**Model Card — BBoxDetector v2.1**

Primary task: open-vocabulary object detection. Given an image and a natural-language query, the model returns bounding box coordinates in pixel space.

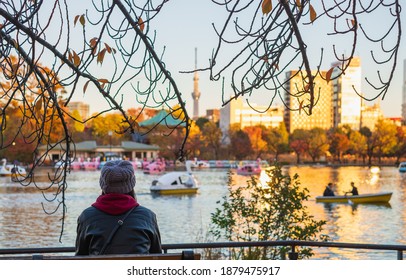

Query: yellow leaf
[138,17,145,32]
[326,67,334,83]
[83,80,90,94]
[309,4,317,22]
[351,19,356,27]
[262,0,272,15]
[79,15,85,26]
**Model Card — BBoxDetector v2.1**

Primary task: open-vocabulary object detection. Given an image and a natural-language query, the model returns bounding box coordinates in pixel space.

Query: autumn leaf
[35,96,43,113]
[79,15,85,26]
[98,78,109,84]
[90,37,98,48]
[98,79,109,89]
[326,67,334,83]
[68,50,73,63]
[74,15,80,27]
[104,43,112,54]
[11,63,19,76]
[273,63,279,70]
[262,0,272,15]
[83,80,90,94]
[138,17,145,32]
[72,50,81,67]
[309,4,317,22]
[74,14,85,27]
[296,0,302,10]
[97,49,106,65]
[90,38,99,55]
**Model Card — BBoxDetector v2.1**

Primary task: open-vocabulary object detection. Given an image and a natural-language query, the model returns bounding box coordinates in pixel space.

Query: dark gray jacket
[75,205,162,255]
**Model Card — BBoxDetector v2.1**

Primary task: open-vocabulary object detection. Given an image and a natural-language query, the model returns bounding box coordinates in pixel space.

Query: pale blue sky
[71,0,405,118]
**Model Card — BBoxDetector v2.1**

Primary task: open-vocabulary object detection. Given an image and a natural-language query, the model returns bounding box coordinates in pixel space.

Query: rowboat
[315,192,392,204]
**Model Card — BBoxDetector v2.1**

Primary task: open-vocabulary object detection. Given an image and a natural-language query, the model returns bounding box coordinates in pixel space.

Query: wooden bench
[0,250,200,260]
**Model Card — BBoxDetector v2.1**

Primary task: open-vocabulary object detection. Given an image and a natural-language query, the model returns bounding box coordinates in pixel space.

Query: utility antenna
[195,47,197,69]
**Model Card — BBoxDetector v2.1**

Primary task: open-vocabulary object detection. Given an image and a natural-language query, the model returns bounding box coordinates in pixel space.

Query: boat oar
[345,193,354,205]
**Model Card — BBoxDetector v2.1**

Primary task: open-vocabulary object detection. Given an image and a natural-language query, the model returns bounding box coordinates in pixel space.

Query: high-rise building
[402,59,406,124]
[284,70,334,133]
[219,98,284,142]
[361,103,383,131]
[191,48,201,120]
[332,57,362,130]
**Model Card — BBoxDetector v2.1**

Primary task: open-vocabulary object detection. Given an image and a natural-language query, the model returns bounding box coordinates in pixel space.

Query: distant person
[323,183,335,196]
[75,160,162,255]
[346,182,359,196]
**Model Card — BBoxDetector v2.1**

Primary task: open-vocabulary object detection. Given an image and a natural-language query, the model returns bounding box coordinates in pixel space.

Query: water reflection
[0,166,405,259]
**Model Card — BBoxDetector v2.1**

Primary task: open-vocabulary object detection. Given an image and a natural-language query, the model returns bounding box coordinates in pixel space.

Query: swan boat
[0,159,27,176]
[315,192,392,204]
[150,161,198,195]
[143,160,165,175]
[399,162,406,173]
[236,163,261,176]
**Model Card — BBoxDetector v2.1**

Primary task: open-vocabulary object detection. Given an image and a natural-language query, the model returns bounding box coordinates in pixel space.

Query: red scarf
[92,193,139,215]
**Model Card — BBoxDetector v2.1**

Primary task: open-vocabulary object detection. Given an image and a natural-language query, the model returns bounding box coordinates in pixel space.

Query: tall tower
[402,59,406,124]
[191,48,201,119]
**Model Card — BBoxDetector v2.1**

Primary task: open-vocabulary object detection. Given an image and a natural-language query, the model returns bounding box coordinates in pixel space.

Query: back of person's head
[99,160,136,194]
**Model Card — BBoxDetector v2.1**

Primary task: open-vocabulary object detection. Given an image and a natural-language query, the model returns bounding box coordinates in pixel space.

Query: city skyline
[69,0,405,119]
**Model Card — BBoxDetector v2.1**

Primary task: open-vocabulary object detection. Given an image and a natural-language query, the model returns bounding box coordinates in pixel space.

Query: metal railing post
[288,245,298,260]
[397,250,403,260]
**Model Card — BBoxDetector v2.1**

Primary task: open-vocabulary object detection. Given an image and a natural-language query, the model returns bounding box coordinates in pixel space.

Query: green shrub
[210,163,328,259]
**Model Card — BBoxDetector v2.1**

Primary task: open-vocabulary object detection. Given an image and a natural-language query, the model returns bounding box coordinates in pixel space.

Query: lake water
[0,165,405,259]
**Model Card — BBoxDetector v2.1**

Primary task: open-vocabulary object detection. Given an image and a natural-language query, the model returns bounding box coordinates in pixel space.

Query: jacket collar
[92,193,139,215]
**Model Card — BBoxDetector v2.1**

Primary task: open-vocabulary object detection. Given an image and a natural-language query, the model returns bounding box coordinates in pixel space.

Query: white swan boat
[150,161,198,195]
[0,159,27,176]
